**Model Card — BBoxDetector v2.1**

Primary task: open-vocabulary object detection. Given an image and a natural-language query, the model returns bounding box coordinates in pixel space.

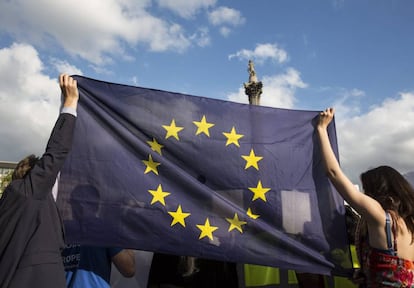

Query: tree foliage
[0,170,13,197]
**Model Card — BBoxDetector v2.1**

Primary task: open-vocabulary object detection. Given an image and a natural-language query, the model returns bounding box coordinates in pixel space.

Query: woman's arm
[317,108,384,224]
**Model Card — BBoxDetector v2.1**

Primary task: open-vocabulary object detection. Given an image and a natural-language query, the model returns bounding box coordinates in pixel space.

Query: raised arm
[316,108,384,224]
[29,74,79,198]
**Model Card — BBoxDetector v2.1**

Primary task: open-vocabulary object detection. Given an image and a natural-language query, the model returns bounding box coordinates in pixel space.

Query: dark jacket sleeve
[28,112,77,199]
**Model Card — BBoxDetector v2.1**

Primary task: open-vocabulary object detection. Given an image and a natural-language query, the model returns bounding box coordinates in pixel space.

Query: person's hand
[317,108,335,130]
[59,74,79,109]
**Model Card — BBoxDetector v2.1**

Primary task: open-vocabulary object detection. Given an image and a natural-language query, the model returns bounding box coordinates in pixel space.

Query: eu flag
[57,75,352,276]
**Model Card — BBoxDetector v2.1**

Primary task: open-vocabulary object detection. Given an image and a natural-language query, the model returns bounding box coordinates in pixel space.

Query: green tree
[0,170,12,197]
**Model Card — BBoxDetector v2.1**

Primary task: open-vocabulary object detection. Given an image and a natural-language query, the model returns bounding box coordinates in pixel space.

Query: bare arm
[112,249,136,278]
[317,108,384,225]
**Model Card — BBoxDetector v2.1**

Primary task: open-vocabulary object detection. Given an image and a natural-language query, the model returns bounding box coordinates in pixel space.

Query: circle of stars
[142,115,270,241]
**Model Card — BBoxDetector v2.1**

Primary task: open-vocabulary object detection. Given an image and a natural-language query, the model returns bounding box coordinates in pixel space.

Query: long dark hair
[360,165,414,235]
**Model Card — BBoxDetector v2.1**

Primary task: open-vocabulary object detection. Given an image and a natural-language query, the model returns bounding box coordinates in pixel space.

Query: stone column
[244,60,263,106]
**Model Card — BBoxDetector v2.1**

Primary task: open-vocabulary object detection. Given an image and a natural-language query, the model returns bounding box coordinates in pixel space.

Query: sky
[0,0,413,184]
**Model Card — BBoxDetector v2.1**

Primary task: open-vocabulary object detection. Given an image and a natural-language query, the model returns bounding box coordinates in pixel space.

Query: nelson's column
[244,60,263,105]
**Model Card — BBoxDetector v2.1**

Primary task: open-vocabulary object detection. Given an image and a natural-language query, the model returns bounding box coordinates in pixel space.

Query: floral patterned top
[356,212,414,287]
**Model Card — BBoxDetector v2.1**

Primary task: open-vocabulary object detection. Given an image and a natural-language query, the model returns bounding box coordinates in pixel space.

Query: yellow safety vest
[324,244,360,288]
[350,244,360,269]
[245,245,360,288]
[244,264,298,287]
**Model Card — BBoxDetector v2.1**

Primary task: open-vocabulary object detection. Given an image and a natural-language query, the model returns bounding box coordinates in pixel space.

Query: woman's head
[361,166,414,215]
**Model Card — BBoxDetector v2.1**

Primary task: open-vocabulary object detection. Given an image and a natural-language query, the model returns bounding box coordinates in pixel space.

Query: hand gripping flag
[57,75,353,276]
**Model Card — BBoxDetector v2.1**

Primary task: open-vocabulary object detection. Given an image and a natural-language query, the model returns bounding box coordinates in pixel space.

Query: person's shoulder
[1,180,27,200]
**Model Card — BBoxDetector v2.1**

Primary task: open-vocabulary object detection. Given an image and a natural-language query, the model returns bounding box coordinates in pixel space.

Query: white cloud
[189,27,211,47]
[229,43,289,64]
[219,27,231,37]
[0,0,192,65]
[208,6,245,37]
[0,43,62,161]
[226,87,250,105]
[261,69,307,108]
[227,68,307,108]
[208,6,245,26]
[50,59,83,76]
[156,0,216,19]
[329,88,365,118]
[334,92,414,184]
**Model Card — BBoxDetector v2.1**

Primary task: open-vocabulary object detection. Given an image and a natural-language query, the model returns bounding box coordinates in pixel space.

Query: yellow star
[193,115,215,137]
[223,126,244,147]
[241,149,263,170]
[162,119,184,140]
[148,184,170,206]
[147,138,163,155]
[168,205,191,227]
[248,180,270,201]
[142,154,160,175]
[246,208,260,219]
[196,218,218,240]
[226,213,247,233]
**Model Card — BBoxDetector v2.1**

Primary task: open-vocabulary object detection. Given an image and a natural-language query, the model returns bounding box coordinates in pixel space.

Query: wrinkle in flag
[57,75,352,276]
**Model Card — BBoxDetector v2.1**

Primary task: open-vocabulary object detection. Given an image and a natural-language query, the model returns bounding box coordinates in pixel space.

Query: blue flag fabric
[57,75,352,276]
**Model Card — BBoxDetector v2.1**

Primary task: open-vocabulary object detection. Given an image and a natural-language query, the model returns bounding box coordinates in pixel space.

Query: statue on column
[247,60,258,83]
[244,60,263,105]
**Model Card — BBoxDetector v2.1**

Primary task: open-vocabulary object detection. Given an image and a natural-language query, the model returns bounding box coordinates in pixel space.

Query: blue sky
[0,0,413,183]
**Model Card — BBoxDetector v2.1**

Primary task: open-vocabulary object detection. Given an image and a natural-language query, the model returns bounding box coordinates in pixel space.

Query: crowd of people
[1,75,414,287]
